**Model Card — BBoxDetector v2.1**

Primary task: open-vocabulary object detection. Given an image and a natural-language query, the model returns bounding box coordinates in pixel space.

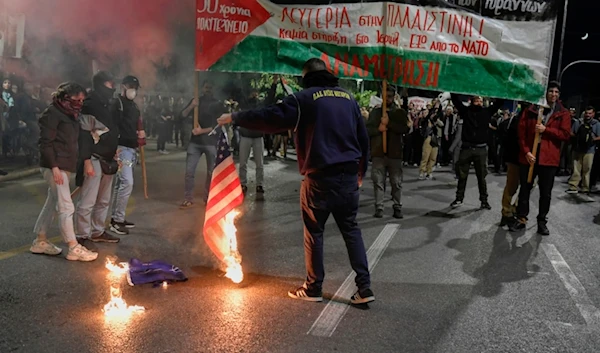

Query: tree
[250,73,302,96]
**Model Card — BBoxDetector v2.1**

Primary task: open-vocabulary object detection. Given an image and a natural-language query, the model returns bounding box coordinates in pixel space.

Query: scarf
[53,96,82,118]
[301,70,339,88]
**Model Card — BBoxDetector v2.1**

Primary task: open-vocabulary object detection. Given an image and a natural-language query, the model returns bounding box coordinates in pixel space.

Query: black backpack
[574,122,596,153]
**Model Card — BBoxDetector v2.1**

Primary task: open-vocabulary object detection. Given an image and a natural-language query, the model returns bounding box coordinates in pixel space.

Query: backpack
[574,122,596,153]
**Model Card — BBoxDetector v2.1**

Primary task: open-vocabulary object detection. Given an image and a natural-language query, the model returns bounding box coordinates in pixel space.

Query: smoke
[3,0,195,90]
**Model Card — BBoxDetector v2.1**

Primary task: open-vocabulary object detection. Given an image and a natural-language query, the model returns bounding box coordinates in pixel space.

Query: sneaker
[350,288,375,305]
[30,239,62,256]
[566,188,578,194]
[537,223,550,236]
[180,200,194,209]
[373,209,384,218]
[91,232,120,243]
[418,174,425,180]
[393,209,403,219]
[500,216,514,227]
[287,284,323,302]
[110,222,129,235]
[122,220,135,229]
[581,194,595,203]
[77,237,98,252]
[480,201,492,210]
[66,244,98,262]
[159,150,170,155]
[256,186,264,194]
[450,200,463,208]
[509,218,527,232]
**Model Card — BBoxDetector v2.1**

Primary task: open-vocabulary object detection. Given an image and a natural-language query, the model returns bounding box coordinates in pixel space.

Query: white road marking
[542,243,600,326]
[307,223,400,337]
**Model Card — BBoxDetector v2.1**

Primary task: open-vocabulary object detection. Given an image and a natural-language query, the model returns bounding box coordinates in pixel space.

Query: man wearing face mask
[75,71,121,247]
[450,94,502,210]
[110,75,145,235]
[216,58,373,305]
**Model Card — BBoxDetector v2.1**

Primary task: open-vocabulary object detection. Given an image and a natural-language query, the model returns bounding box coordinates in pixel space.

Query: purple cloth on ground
[127,258,187,286]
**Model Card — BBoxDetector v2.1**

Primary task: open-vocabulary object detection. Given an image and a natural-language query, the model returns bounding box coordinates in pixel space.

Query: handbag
[94,154,119,175]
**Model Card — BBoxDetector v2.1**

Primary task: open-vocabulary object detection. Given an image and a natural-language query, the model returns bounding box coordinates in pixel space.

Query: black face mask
[96,85,116,102]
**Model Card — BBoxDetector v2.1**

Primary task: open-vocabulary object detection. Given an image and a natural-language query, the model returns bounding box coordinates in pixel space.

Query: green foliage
[354,90,377,108]
[250,73,302,96]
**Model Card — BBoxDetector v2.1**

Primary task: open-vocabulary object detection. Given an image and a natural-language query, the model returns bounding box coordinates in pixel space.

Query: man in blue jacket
[216,59,374,305]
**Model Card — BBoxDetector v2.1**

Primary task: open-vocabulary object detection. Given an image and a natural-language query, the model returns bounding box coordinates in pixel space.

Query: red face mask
[54,96,84,117]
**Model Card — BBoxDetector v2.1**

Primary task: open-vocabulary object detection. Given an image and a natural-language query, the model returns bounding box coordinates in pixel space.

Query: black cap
[92,71,114,90]
[122,75,140,88]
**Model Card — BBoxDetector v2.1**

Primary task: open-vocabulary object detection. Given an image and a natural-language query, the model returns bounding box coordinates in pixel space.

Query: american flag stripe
[203,129,244,262]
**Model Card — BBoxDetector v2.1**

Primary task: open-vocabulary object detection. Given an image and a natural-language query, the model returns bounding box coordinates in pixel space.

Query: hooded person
[109,75,146,235]
[31,82,98,262]
[75,71,121,248]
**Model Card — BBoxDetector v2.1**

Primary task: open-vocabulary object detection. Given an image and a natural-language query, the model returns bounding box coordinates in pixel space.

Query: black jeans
[516,164,557,224]
[157,122,168,151]
[456,146,488,202]
[301,164,370,291]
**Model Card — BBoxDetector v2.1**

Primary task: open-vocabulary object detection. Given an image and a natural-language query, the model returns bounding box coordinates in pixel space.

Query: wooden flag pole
[527,106,545,183]
[193,71,200,129]
[140,146,148,199]
[382,80,388,154]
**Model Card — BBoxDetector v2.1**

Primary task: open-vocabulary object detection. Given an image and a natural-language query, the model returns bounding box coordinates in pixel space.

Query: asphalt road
[1,147,600,353]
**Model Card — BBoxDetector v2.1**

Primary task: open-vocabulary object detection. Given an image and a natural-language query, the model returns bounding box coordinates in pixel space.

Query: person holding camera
[418,100,444,180]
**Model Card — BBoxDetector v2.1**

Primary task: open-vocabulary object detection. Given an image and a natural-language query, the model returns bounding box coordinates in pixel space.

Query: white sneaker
[66,244,98,262]
[30,239,62,256]
[418,174,425,180]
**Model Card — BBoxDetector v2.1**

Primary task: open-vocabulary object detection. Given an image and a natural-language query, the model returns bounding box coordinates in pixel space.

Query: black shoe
[450,200,463,208]
[123,220,135,229]
[537,223,550,236]
[350,288,375,305]
[0,169,7,176]
[373,209,384,218]
[393,209,403,219]
[480,201,492,210]
[256,186,264,194]
[77,238,98,252]
[110,222,129,235]
[287,284,323,302]
[509,219,526,232]
[91,231,120,243]
[499,216,514,227]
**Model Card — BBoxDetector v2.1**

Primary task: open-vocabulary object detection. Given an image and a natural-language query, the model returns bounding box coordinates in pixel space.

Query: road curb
[0,167,39,182]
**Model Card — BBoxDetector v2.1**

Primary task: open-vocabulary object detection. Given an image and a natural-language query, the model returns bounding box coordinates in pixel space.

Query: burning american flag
[203,128,245,283]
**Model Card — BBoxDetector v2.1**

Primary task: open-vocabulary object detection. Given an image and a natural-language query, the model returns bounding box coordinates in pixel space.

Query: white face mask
[126,88,137,100]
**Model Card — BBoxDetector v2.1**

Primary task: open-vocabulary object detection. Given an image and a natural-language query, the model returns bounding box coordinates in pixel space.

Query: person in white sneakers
[31,82,98,261]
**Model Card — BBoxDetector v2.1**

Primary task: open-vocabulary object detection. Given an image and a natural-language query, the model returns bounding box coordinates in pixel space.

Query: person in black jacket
[216,58,374,305]
[450,94,502,210]
[498,109,521,226]
[75,71,121,246]
[110,75,146,235]
[31,82,98,262]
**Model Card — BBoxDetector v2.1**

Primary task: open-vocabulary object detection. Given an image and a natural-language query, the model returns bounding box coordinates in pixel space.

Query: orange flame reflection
[223,210,243,283]
[103,259,145,319]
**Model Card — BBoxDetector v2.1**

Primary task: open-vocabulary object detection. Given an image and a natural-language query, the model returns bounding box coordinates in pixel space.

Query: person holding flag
[216,58,374,305]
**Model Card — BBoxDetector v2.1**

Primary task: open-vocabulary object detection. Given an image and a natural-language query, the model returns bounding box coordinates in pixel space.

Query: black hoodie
[79,88,119,162]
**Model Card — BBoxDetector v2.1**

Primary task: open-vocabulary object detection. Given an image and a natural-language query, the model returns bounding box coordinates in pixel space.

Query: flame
[223,211,244,284]
[103,259,145,319]
[162,281,168,289]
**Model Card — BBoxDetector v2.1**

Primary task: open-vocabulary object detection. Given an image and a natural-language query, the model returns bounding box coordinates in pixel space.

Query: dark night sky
[551,0,600,107]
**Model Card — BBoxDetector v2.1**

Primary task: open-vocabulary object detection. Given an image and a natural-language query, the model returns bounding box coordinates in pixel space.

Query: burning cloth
[126,258,187,286]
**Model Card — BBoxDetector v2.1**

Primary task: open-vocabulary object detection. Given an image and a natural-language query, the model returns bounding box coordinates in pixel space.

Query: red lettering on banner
[280,6,351,29]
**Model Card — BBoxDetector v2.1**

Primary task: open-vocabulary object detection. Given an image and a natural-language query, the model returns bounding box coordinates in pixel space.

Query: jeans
[112,146,136,223]
[516,164,557,224]
[33,168,76,243]
[239,136,264,187]
[157,122,168,151]
[184,142,217,202]
[501,163,520,217]
[76,158,114,238]
[371,157,403,211]
[569,152,595,192]
[456,146,488,202]
[301,165,370,291]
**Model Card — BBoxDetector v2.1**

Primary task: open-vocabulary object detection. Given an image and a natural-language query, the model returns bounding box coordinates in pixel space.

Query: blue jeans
[184,143,217,202]
[300,164,371,291]
[112,146,136,223]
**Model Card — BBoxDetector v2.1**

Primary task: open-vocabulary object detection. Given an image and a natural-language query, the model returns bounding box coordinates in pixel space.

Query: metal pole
[556,0,569,80]
[559,60,600,84]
